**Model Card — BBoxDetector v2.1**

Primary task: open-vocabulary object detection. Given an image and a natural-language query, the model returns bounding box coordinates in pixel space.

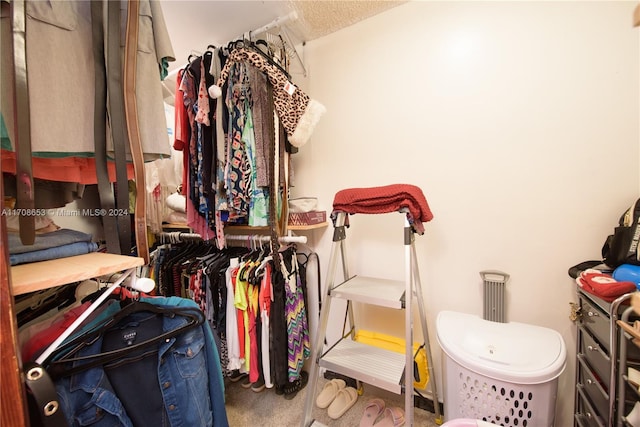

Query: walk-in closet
[2,1,640,427]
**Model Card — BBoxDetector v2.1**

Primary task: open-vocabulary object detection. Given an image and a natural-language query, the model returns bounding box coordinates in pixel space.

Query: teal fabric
[1,113,12,151]
[160,57,169,80]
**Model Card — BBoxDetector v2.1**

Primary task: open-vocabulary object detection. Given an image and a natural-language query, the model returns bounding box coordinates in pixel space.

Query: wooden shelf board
[289,222,329,231]
[161,223,192,230]
[11,252,144,296]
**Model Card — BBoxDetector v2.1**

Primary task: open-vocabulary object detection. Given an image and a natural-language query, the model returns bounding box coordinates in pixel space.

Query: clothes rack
[225,234,307,244]
[156,231,307,245]
[156,231,204,244]
[251,11,298,37]
[166,11,302,80]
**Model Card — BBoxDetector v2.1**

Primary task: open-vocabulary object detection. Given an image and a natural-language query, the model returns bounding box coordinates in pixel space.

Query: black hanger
[254,39,271,55]
[227,39,290,80]
[227,39,242,52]
[45,301,204,378]
[46,298,200,359]
[18,284,78,326]
[247,41,290,79]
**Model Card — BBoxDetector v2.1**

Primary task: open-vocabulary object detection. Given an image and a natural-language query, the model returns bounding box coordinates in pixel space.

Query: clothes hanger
[56,298,202,358]
[47,307,204,380]
[46,306,204,379]
[17,284,78,325]
[246,242,268,280]
[245,41,291,79]
[34,270,146,365]
[227,38,291,80]
[243,242,266,285]
[251,255,273,283]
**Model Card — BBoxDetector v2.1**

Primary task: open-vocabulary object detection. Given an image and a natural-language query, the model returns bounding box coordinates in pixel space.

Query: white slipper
[315,379,346,409]
[327,386,358,419]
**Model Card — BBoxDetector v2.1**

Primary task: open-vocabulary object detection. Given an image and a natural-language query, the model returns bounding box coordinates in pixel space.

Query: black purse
[602,198,640,268]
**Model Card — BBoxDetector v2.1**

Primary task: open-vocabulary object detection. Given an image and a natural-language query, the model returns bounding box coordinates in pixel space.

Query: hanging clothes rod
[156,231,307,244]
[166,11,300,80]
[157,232,202,240]
[250,11,298,37]
[226,233,307,244]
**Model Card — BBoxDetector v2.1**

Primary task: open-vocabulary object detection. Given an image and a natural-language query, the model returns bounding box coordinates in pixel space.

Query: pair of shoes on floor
[315,378,359,419]
[228,370,247,383]
[251,377,266,393]
[239,374,266,392]
[240,375,253,389]
[360,398,405,427]
[280,371,309,400]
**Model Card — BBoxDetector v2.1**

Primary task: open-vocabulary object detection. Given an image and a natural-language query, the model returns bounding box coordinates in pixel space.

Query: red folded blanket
[332,184,433,234]
[576,269,637,302]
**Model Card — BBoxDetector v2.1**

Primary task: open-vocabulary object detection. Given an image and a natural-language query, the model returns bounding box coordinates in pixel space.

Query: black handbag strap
[23,362,68,427]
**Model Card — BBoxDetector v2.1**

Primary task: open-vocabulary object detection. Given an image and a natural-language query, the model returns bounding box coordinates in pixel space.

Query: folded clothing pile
[332,184,433,235]
[576,269,637,302]
[8,228,97,266]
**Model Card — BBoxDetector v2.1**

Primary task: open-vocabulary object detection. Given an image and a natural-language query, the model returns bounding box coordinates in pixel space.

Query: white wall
[292,1,639,425]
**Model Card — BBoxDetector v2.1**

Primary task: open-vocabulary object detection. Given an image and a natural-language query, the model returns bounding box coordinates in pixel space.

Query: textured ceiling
[288,1,407,41]
[161,1,406,75]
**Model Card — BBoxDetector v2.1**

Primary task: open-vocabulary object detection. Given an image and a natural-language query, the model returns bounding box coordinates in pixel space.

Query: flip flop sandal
[359,398,385,427]
[327,386,358,419]
[374,406,405,427]
[316,378,346,408]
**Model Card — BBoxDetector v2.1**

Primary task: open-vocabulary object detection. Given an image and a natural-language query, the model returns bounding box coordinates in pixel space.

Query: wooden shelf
[289,222,329,231]
[10,252,144,296]
[161,222,192,230]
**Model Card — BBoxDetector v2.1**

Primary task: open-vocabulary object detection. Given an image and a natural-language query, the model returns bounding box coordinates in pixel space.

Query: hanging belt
[106,0,132,255]
[91,0,121,254]
[10,0,35,245]
[123,0,149,263]
[266,83,281,267]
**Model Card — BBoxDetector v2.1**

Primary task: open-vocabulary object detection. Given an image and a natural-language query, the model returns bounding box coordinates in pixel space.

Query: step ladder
[301,208,442,426]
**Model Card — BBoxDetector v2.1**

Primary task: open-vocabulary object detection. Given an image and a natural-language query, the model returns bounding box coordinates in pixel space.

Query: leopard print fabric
[216,48,310,141]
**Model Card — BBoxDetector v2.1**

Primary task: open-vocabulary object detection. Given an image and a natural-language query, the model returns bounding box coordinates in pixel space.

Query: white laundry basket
[436,311,567,427]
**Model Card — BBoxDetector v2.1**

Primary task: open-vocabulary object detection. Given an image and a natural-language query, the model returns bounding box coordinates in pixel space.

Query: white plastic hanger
[35,270,154,365]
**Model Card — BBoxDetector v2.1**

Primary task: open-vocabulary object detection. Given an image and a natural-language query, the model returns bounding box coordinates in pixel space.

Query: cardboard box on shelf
[288,211,326,226]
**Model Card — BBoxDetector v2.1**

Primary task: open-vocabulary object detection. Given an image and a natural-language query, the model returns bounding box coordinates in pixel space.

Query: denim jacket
[54,296,228,427]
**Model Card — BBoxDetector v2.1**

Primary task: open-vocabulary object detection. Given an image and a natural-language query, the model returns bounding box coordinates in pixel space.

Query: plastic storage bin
[436,311,566,427]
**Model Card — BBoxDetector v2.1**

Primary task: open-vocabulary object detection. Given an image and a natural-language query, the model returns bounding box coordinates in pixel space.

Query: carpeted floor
[224,374,441,427]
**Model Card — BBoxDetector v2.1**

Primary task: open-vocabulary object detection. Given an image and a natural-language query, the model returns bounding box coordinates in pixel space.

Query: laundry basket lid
[436,311,566,384]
